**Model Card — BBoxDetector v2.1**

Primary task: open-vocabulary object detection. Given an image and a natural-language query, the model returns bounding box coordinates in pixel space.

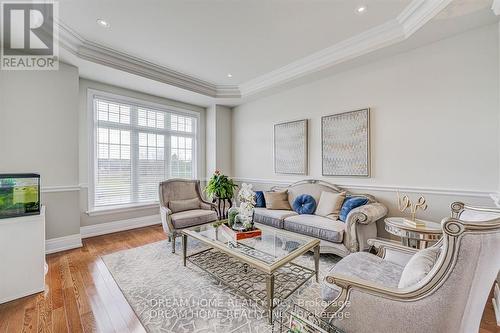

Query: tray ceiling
[56,0,496,104]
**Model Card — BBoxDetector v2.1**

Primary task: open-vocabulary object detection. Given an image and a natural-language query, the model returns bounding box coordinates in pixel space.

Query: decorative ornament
[397,190,428,221]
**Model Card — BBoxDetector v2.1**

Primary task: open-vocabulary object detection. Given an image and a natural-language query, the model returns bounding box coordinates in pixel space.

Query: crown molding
[58,22,241,99]
[57,0,450,101]
[240,0,452,97]
[492,0,500,16]
[239,19,404,96]
[397,0,452,36]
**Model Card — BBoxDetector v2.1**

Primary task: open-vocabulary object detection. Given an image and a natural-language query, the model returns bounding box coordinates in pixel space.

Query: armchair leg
[171,234,176,253]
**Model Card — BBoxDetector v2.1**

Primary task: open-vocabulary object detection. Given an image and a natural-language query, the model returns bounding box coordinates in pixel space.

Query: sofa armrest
[344,203,388,252]
[346,202,388,225]
[367,238,417,266]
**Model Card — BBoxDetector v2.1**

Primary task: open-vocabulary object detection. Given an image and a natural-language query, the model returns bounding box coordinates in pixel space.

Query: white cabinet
[0,206,46,304]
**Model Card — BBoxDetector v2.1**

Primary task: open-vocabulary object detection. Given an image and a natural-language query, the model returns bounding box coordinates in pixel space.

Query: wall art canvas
[274,119,308,175]
[322,108,370,177]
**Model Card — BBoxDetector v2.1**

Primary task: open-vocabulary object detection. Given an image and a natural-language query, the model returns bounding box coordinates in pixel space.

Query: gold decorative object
[397,190,428,221]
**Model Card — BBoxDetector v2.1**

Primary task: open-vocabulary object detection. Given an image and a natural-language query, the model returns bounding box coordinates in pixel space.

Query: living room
[0,0,499,332]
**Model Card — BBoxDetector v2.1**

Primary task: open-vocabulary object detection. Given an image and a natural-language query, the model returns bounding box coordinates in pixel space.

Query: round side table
[384,217,442,249]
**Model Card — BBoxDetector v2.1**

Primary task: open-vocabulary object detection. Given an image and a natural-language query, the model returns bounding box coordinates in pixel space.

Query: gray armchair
[159,179,217,253]
[321,202,500,333]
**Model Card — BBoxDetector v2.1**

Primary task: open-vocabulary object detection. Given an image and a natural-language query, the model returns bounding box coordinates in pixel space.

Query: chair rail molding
[57,0,450,100]
[490,192,500,208]
[233,177,493,198]
[41,185,82,193]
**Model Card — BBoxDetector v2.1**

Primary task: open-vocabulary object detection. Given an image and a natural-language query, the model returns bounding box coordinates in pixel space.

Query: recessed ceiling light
[227,73,233,78]
[96,19,110,28]
[356,5,367,14]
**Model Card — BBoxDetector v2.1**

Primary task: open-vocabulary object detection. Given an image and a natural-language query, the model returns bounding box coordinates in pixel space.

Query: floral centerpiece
[231,183,256,231]
[237,183,256,218]
[221,183,261,240]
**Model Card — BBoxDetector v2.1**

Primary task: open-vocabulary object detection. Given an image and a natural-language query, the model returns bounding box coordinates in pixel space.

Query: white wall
[206,104,232,176]
[0,63,80,239]
[206,105,217,175]
[232,24,499,230]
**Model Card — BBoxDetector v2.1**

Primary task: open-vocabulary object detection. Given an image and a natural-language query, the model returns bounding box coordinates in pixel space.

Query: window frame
[87,89,200,213]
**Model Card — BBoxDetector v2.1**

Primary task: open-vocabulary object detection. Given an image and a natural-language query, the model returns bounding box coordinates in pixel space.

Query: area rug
[102,239,340,333]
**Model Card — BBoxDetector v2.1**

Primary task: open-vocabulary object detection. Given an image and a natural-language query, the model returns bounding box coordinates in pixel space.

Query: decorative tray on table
[215,219,262,241]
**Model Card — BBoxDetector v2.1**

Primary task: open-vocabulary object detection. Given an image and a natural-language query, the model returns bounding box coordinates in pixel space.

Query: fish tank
[0,174,40,219]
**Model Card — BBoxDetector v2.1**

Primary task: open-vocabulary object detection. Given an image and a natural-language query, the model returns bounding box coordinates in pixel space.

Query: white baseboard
[45,233,82,254]
[80,214,161,239]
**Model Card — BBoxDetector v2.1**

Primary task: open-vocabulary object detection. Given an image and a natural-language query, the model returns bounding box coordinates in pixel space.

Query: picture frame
[321,108,370,177]
[274,119,308,175]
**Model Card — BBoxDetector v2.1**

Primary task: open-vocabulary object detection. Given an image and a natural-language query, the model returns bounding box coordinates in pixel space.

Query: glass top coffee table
[181,222,320,324]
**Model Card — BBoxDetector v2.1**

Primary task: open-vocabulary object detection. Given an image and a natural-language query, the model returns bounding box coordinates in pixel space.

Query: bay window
[89,91,198,211]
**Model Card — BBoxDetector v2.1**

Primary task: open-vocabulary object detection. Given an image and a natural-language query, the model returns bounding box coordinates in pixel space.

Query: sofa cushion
[287,183,340,208]
[253,207,297,229]
[315,191,346,220]
[255,191,266,208]
[339,196,369,222]
[292,194,317,215]
[169,197,200,213]
[170,209,217,229]
[264,191,292,210]
[322,252,404,301]
[398,247,441,288]
[283,214,346,243]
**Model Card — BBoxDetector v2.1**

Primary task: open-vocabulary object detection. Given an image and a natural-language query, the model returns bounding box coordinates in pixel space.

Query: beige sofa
[253,180,388,257]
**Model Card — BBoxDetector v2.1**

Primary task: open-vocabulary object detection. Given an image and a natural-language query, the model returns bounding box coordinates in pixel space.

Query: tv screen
[0,174,40,219]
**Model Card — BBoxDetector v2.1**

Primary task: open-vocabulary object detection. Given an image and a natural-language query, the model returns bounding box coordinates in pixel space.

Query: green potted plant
[204,170,237,219]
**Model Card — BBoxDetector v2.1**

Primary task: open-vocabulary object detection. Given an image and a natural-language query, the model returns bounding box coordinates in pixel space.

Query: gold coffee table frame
[181,223,320,324]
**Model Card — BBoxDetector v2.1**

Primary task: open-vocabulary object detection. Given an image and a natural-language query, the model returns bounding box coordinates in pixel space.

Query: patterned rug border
[101,239,340,333]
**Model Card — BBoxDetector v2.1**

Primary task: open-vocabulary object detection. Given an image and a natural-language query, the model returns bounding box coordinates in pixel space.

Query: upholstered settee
[320,202,500,333]
[252,180,388,257]
[159,179,217,253]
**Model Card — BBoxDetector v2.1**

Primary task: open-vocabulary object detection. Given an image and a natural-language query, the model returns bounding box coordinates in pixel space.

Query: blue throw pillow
[292,194,317,215]
[339,197,369,222]
[255,191,266,208]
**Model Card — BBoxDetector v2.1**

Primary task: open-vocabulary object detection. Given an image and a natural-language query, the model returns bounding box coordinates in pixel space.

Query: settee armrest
[367,238,417,266]
[346,202,388,225]
[323,272,409,317]
[344,202,388,252]
[200,199,217,212]
[160,206,172,233]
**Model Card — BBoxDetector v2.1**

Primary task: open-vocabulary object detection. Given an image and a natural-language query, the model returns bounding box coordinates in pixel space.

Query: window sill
[86,202,159,216]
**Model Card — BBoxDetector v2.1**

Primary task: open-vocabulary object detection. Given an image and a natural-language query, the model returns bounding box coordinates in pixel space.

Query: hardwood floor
[0,224,498,333]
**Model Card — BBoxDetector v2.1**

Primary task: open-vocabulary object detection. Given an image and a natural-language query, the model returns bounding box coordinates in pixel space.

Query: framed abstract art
[274,119,308,175]
[322,108,370,177]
